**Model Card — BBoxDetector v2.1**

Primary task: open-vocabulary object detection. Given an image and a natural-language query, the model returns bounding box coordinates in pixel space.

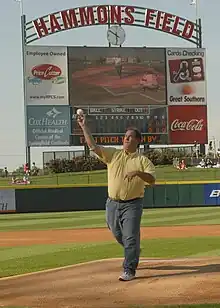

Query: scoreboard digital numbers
[71,106,168,145]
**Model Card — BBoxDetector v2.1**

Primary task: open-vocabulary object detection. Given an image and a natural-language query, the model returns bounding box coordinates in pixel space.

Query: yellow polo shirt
[96,147,156,201]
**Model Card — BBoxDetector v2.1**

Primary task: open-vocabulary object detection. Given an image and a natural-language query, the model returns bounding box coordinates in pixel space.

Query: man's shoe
[118,272,136,281]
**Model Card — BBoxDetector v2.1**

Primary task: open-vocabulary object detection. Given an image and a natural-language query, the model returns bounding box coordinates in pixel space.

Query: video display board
[68,46,168,145]
[68,47,166,106]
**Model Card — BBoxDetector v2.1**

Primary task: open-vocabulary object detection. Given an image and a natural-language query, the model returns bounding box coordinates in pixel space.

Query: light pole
[15,0,31,167]
[190,0,200,48]
[15,0,24,15]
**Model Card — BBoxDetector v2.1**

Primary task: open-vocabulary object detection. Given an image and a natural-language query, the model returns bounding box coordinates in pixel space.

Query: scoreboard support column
[84,145,90,158]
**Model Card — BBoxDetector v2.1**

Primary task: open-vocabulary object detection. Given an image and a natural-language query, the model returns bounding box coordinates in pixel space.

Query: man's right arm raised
[77,113,116,164]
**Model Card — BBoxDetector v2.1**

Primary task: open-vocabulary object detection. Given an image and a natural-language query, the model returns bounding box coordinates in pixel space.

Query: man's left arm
[137,157,156,185]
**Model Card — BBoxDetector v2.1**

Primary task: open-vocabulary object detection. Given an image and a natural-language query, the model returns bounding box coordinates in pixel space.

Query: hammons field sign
[29,5,197,43]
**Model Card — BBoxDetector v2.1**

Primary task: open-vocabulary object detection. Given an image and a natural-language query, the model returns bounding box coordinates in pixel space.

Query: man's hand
[77,114,86,129]
[124,171,139,181]
[125,171,155,185]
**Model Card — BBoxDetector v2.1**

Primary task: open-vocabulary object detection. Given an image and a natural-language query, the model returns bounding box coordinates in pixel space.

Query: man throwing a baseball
[77,114,156,281]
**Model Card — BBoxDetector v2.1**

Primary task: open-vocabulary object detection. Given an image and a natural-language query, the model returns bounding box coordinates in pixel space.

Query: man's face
[123,130,139,152]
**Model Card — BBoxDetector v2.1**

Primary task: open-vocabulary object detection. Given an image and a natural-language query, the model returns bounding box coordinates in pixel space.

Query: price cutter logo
[28,64,66,86]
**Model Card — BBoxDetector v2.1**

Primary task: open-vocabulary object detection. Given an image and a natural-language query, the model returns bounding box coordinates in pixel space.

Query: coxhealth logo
[28,64,66,86]
[46,107,62,118]
[209,190,220,198]
[28,108,68,127]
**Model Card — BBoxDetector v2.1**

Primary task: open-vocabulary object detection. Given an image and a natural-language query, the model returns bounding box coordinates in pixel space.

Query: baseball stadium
[1,3,220,308]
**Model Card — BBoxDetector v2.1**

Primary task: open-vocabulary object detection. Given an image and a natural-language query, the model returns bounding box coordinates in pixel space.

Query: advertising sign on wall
[168,105,208,144]
[25,46,69,105]
[166,48,206,105]
[0,189,16,213]
[204,184,220,206]
[27,105,71,147]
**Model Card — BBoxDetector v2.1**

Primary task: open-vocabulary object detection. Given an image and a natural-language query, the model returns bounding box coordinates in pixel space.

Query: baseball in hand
[76,109,84,116]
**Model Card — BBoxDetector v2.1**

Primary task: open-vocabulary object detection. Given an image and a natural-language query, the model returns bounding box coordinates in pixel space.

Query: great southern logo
[28,64,66,85]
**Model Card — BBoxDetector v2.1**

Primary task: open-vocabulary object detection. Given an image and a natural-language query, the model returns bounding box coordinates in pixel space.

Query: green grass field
[1,166,220,187]
[1,207,220,308]
[1,207,220,232]
[4,305,220,308]
[1,207,220,277]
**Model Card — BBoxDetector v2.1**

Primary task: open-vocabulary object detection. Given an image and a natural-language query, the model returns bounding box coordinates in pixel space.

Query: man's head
[123,127,142,153]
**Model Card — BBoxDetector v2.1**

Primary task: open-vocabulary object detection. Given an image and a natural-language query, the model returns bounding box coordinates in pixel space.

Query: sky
[0,0,218,171]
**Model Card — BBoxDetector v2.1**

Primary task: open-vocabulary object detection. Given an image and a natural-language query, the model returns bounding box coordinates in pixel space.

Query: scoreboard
[71,105,169,145]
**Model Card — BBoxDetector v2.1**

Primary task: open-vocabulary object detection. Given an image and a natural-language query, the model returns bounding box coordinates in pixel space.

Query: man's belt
[109,197,142,203]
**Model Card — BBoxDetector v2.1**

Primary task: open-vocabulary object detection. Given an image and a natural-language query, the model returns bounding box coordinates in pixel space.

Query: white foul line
[102,86,166,104]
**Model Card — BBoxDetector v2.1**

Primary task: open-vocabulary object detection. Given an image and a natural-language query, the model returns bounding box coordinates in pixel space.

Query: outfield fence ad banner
[204,184,220,206]
[0,189,16,213]
[25,46,69,105]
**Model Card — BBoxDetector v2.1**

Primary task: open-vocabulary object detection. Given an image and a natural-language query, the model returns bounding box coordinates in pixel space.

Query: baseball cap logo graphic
[171,119,204,131]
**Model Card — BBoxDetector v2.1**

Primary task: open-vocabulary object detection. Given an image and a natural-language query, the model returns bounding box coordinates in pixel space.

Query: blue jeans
[105,197,143,275]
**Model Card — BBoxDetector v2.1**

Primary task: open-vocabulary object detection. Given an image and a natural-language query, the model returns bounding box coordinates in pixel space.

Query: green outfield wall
[0,181,219,213]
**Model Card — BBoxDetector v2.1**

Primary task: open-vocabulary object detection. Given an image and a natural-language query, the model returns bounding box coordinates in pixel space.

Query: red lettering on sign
[79,7,95,26]
[96,6,108,24]
[182,21,194,39]
[162,13,172,33]
[61,9,78,29]
[49,14,61,33]
[110,5,122,23]
[33,18,49,38]
[29,5,197,44]
[155,11,162,29]
[172,16,181,36]
[145,9,156,26]
[124,6,135,24]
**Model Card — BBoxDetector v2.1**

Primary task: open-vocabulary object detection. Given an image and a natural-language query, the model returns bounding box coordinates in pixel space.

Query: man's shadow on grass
[135,263,220,280]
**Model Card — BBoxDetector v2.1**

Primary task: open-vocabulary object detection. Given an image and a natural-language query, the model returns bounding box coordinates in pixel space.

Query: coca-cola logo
[31,64,61,80]
[171,119,204,131]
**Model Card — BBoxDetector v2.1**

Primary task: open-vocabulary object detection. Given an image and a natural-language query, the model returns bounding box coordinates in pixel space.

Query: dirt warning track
[1,225,220,247]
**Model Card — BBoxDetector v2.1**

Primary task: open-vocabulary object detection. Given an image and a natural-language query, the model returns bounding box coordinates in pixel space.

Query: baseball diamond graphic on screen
[68,47,166,106]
